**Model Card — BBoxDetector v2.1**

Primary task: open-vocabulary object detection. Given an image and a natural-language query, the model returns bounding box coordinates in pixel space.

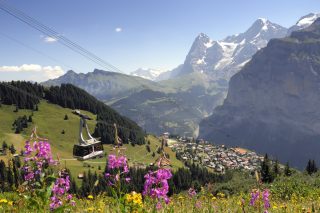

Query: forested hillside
[0,81,145,145]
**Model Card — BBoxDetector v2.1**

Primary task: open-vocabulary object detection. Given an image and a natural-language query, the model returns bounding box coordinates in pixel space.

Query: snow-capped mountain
[175,18,288,80]
[287,13,320,35]
[130,68,169,81]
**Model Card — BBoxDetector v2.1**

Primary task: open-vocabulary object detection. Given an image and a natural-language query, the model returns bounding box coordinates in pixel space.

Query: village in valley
[163,133,264,173]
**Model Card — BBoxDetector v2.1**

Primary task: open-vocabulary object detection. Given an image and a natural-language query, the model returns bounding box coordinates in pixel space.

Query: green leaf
[46,182,55,200]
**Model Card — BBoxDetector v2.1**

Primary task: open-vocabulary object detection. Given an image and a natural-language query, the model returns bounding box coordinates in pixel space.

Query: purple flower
[250,190,260,206]
[105,154,130,186]
[24,171,35,181]
[143,168,172,205]
[22,140,56,183]
[50,175,74,211]
[195,200,202,209]
[67,194,73,200]
[188,188,197,198]
[262,189,270,209]
[249,189,271,211]
[24,141,33,155]
[108,155,129,172]
[156,202,162,210]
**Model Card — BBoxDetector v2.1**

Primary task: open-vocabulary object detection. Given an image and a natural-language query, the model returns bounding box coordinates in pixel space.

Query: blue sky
[0,0,319,81]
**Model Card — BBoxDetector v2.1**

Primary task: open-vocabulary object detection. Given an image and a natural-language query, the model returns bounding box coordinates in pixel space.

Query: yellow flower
[88,195,94,199]
[212,196,217,201]
[217,192,225,198]
[8,201,13,206]
[178,196,184,200]
[0,199,8,203]
[125,191,143,207]
[237,200,242,206]
[87,207,94,212]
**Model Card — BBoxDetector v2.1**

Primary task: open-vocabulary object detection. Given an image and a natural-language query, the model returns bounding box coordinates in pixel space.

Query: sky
[0,0,319,81]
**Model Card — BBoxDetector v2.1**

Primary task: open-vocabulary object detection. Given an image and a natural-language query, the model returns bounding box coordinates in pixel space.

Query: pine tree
[28,115,32,122]
[146,145,151,153]
[260,154,273,183]
[64,114,69,120]
[9,144,16,154]
[2,141,8,150]
[312,160,318,174]
[305,159,317,175]
[13,105,19,113]
[273,159,280,176]
[284,162,292,176]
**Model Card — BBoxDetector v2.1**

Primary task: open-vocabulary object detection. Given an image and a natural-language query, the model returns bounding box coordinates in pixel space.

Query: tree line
[0,81,145,145]
[0,81,43,110]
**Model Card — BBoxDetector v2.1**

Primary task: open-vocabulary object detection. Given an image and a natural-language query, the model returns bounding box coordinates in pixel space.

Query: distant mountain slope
[112,72,227,136]
[199,18,320,169]
[130,68,170,81]
[43,69,167,101]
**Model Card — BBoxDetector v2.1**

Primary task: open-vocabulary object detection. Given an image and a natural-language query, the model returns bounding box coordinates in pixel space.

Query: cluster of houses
[168,137,264,173]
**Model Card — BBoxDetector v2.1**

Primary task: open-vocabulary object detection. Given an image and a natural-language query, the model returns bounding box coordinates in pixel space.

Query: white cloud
[115,27,122,32]
[0,64,64,82]
[44,36,57,43]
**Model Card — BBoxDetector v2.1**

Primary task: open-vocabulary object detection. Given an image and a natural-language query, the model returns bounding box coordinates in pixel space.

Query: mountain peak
[197,33,209,39]
[296,13,320,27]
[93,69,106,74]
[288,13,320,35]
[251,18,271,32]
[240,18,286,42]
[66,70,76,75]
[257,17,268,24]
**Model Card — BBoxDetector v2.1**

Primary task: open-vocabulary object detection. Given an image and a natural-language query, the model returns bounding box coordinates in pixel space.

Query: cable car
[73,110,104,160]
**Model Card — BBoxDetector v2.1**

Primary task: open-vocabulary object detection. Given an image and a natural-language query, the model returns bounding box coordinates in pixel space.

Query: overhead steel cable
[0,0,121,72]
[0,31,75,71]
[0,0,123,73]
[0,3,116,72]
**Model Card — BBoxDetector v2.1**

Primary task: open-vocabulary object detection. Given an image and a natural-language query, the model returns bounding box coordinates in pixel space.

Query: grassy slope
[0,102,183,180]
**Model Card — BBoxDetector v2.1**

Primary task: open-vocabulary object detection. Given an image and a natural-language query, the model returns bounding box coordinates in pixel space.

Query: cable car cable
[0,1,122,73]
[0,31,75,71]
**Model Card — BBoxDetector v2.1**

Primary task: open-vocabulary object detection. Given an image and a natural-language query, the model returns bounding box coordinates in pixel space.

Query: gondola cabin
[73,110,104,160]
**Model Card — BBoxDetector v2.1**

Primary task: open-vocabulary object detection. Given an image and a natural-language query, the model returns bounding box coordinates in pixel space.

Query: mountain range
[199,17,320,169]
[130,68,170,81]
[133,13,319,82]
[43,69,170,102]
[44,13,319,139]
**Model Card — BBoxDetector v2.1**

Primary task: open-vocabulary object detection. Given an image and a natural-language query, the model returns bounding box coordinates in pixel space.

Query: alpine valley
[44,13,319,143]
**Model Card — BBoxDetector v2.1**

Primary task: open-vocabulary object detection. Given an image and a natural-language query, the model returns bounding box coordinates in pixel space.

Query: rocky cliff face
[169,18,288,81]
[199,18,320,169]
